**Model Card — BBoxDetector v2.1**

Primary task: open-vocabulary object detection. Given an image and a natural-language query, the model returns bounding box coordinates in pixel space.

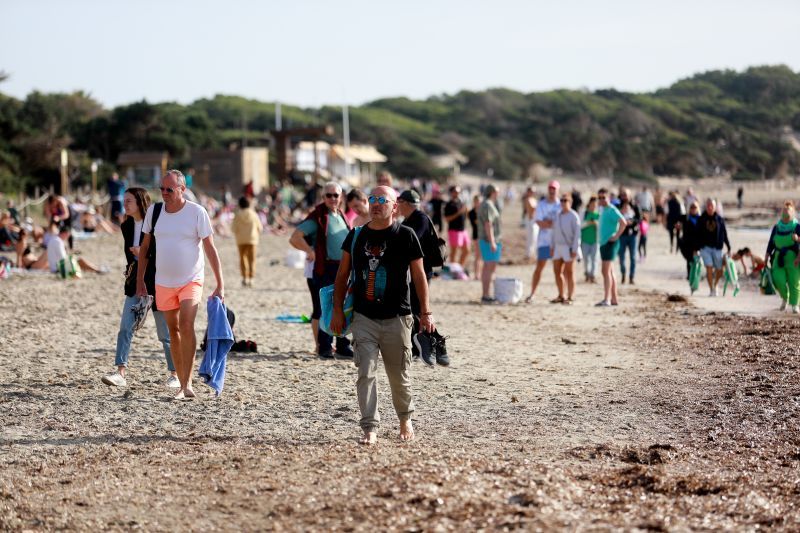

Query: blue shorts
[700,246,723,269]
[537,246,552,260]
[479,240,502,262]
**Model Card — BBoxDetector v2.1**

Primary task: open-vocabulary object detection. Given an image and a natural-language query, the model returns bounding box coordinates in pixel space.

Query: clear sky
[1,0,799,109]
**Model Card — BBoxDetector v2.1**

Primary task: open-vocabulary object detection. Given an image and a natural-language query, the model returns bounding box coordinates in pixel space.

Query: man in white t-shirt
[526,180,562,302]
[137,169,224,399]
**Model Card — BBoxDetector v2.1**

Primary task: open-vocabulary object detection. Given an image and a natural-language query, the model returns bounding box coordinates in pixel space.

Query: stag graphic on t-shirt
[363,240,387,302]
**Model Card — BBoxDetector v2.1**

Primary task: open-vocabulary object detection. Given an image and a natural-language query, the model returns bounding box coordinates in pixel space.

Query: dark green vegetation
[1,65,799,192]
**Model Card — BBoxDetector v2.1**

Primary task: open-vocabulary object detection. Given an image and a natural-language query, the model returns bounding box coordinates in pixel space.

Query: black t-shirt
[401,209,433,275]
[342,222,424,319]
[468,209,478,240]
[444,199,466,231]
[429,198,445,228]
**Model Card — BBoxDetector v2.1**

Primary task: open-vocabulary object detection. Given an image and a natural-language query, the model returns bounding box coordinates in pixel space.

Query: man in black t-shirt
[331,186,435,445]
[443,185,470,267]
[428,188,445,233]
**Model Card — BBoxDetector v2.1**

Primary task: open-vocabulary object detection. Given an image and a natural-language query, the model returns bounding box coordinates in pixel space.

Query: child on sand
[732,247,765,278]
[638,213,649,261]
[231,196,263,287]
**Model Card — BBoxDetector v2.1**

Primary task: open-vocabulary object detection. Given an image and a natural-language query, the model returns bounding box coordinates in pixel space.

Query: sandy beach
[1,193,799,530]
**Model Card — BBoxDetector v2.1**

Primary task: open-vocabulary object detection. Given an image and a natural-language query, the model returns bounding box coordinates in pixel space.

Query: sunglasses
[560,199,569,203]
[368,196,391,205]
[325,193,340,199]
[159,186,177,193]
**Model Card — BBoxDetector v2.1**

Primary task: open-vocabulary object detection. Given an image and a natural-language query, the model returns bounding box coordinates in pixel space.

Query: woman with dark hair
[345,188,370,227]
[102,187,176,388]
[617,189,640,284]
[44,194,73,249]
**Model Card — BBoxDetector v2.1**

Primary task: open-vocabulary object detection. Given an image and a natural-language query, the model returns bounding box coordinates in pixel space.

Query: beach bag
[495,277,523,304]
[319,226,363,337]
[57,255,82,279]
[760,269,776,295]
[421,214,447,268]
[689,256,702,294]
[723,256,740,296]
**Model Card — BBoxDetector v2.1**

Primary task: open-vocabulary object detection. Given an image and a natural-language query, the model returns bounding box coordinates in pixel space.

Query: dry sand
[1,197,799,530]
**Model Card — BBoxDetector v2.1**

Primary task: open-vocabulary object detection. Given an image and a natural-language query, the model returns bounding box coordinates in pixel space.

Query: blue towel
[198,296,235,396]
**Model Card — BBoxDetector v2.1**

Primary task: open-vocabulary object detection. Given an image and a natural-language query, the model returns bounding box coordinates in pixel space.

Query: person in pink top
[638,213,650,261]
[345,188,370,227]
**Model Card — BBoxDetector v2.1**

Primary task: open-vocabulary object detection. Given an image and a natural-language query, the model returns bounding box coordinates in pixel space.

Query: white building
[328,144,387,186]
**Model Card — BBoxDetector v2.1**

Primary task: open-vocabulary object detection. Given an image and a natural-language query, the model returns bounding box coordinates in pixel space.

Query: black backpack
[423,216,448,269]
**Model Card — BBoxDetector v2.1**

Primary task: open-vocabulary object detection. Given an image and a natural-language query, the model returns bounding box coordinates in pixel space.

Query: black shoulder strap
[150,202,163,235]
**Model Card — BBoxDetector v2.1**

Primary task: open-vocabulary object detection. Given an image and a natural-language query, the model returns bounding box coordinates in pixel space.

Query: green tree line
[1,65,799,192]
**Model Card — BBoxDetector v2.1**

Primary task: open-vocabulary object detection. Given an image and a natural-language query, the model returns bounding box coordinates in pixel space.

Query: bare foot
[399,420,415,441]
[174,390,186,400]
[184,387,196,399]
[524,294,534,304]
[360,432,377,445]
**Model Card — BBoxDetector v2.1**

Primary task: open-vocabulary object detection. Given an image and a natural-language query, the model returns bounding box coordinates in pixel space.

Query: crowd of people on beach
[5,168,800,443]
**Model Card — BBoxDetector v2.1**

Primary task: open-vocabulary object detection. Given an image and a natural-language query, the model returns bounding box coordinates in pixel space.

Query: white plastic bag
[495,277,523,304]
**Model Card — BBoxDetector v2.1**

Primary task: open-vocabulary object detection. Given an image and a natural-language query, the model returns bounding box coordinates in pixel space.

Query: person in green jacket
[580,196,599,283]
[766,200,800,313]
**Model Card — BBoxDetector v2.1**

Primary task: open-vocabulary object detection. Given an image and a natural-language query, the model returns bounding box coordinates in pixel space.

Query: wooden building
[191,147,269,194]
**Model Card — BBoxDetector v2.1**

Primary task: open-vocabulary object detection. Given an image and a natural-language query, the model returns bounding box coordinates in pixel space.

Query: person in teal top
[596,188,627,307]
[766,200,800,313]
[295,209,349,261]
[289,182,353,358]
[580,195,600,283]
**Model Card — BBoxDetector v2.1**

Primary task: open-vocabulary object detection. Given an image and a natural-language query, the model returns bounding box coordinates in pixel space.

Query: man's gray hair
[165,169,186,187]
[324,181,343,194]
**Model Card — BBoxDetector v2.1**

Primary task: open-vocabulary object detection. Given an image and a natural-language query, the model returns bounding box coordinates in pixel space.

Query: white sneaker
[101,373,127,387]
[792,305,799,314]
[780,300,788,311]
[166,375,181,388]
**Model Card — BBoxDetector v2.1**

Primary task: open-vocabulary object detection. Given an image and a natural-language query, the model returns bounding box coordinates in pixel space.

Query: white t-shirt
[133,220,143,248]
[47,236,67,273]
[534,198,561,247]
[143,201,213,287]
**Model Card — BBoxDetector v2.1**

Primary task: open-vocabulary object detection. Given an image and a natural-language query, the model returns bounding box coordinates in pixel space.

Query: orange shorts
[155,281,203,311]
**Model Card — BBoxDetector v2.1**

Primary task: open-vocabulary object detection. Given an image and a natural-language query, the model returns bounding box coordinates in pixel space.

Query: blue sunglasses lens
[368,196,388,205]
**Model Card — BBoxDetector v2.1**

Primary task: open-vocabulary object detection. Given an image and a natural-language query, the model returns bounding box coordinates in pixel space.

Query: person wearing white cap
[525,180,561,303]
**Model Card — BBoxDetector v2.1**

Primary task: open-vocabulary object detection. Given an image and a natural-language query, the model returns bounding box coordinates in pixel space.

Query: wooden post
[60,149,69,196]
[91,161,98,198]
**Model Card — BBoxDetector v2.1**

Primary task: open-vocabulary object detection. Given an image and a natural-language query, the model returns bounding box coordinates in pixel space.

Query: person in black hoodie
[397,190,449,367]
[666,191,683,253]
[101,188,176,388]
[677,201,702,279]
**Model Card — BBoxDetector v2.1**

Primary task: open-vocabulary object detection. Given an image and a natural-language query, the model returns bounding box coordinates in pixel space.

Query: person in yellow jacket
[767,200,800,312]
[231,196,263,287]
